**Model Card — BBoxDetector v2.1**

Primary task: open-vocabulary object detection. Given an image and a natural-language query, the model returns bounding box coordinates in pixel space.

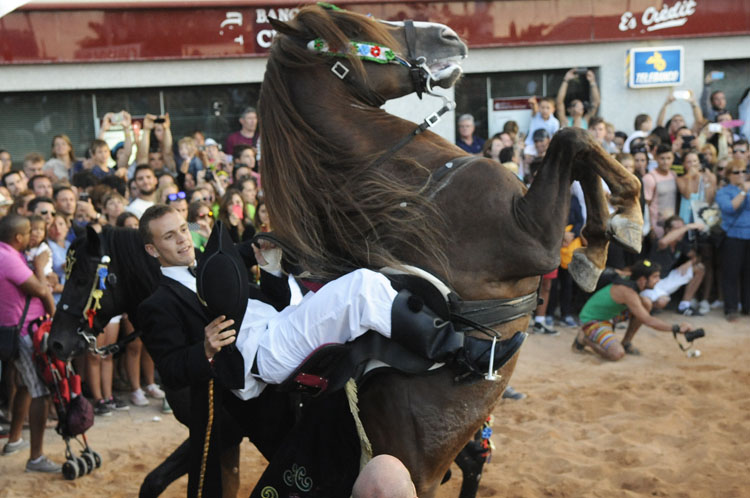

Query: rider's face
[145,211,195,267]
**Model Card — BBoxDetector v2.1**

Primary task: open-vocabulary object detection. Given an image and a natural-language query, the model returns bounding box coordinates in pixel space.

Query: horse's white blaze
[381,20,453,33]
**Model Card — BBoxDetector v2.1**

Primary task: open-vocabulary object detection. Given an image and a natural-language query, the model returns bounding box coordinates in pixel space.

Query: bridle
[307,19,456,169]
[58,236,138,356]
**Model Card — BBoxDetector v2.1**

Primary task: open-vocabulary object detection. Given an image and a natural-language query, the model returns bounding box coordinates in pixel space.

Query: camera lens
[685,329,705,342]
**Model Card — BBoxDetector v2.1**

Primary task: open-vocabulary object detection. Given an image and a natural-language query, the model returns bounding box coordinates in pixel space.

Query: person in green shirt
[573,260,693,361]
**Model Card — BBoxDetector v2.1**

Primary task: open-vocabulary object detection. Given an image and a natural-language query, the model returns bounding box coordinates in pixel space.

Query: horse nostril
[441,27,460,43]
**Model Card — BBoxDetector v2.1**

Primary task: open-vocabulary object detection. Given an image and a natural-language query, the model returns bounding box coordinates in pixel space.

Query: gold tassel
[197,378,215,498]
[345,378,372,471]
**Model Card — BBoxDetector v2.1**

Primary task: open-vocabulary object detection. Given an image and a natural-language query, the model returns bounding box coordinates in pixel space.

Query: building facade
[2,0,749,162]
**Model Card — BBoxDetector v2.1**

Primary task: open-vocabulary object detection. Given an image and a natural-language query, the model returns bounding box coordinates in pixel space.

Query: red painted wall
[2,0,749,64]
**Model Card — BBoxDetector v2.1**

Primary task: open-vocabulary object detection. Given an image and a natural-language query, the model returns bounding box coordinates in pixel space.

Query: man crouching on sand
[573,260,694,360]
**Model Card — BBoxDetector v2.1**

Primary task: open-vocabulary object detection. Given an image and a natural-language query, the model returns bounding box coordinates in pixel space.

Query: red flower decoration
[370,46,381,57]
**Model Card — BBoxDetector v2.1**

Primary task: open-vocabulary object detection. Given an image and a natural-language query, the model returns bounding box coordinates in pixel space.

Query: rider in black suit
[137,205,292,497]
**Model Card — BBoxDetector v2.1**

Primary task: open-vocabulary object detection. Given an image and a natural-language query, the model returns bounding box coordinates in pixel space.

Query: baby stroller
[30,318,101,480]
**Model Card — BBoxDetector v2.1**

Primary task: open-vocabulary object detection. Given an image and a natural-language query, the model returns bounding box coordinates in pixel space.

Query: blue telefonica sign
[627,46,684,88]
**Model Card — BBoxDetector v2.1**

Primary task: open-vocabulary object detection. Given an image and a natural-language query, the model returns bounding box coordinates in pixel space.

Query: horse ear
[269,17,297,37]
[85,225,101,255]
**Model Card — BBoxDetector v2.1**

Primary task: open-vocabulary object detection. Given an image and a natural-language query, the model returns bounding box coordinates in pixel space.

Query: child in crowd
[25,215,53,282]
[524,97,560,156]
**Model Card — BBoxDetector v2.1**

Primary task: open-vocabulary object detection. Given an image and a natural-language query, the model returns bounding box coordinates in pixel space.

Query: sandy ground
[1,310,749,497]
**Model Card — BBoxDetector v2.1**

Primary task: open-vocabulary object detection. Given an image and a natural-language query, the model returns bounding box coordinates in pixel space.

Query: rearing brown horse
[260,5,642,496]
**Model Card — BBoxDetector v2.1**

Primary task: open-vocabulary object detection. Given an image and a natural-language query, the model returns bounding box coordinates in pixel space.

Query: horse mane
[101,226,160,318]
[260,5,449,279]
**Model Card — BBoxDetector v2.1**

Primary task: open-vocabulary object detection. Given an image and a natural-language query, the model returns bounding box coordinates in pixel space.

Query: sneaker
[130,389,149,407]
[502,386,527,400]
[0,427,9,439]
[25,455,62,473]
[2,438,29,455]
[562,315,578,327]
[145,384,165,400]
[544,315,555,326]
[698,300,710,315]
[94,399,112,417]
[680,306,703,317]
[161,398,173,415]
[106,396,130,411]
[531,321,559,336]
[710,300,723,309]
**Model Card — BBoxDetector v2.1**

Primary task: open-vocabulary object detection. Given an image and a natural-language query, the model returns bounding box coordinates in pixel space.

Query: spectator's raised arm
[584,70,600,120]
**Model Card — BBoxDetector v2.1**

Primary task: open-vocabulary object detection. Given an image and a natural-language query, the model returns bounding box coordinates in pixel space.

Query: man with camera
[573,260,693,361]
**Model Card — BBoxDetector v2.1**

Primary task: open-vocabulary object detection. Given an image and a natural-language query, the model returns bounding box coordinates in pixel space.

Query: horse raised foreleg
[579,141,643,253]
[569,170,610,292]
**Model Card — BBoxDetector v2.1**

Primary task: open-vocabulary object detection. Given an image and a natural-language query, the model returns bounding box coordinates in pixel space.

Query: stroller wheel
[91,450,102,468]
[76,456,88,477]
[82,452,96,474]
[62,460,79,480]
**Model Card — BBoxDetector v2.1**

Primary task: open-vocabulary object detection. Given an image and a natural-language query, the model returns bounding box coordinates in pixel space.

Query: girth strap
[450,292,538,333]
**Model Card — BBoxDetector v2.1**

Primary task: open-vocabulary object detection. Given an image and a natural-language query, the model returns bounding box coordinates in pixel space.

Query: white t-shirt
[126,198,154,219]
[26,242,53,276]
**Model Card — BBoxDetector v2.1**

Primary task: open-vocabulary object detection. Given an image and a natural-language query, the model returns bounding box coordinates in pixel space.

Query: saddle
[278,271,455,396]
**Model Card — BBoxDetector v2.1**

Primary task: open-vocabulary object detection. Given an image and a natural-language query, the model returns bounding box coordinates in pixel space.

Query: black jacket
[138,269,291,497]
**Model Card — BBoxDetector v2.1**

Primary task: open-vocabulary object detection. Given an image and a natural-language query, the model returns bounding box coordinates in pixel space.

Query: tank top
[579,282,629,324]
[678,175,705,224]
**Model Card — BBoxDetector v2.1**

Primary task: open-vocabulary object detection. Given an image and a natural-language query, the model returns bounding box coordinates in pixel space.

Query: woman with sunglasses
[715,159,750,321]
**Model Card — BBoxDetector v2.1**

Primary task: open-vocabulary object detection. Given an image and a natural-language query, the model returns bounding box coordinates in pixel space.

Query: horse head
[49,226,130,360]
[267,5,467,104]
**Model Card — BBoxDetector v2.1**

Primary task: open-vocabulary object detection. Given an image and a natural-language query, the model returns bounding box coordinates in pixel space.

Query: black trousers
[721,236,750,315]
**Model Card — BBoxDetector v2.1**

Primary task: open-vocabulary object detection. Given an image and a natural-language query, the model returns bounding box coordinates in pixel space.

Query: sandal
[622,342,641,356]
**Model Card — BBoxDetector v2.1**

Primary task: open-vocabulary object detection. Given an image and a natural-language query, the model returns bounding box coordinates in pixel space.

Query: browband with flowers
[307,38,409,66]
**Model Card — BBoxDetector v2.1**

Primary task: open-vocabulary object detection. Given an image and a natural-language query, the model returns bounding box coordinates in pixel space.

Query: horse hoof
[607,215,642,254]
[569,251,602,293]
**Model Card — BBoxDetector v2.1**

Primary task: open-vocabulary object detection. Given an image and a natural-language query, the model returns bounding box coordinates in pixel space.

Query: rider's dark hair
[630,259,661,281]
[139,204,176,245]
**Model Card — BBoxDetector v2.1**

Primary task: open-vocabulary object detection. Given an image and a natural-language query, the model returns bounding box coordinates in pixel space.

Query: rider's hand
[679,322,692,334]
[204,315,235,360]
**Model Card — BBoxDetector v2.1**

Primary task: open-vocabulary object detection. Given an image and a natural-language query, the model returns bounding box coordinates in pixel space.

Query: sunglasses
[730,170,748,175]
[167,191,186,202]
[733,149,747,153]
[197,211,213,218]
[39,210,56,216]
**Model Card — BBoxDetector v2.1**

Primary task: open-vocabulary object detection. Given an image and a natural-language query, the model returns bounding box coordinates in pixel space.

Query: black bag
[709,225,727,249]
[0,297,31,362]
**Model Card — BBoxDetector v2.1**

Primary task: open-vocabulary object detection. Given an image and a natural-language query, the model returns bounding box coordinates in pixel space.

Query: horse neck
[293,74,460,164]
[108,229,159,319]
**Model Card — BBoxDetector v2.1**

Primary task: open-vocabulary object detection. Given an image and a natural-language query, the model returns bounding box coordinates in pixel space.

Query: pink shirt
[0,241,46,336]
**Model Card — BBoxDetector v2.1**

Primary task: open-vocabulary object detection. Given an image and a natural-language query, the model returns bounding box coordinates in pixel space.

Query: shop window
[0,92,94,168]
[455,67,599,141]
[703,59,750,119]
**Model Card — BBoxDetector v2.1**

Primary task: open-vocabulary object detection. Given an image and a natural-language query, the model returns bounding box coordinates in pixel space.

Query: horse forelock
[260,6,449,280]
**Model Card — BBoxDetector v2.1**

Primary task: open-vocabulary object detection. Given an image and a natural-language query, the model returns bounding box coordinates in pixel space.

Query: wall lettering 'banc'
[618,0,697,33]
[255,7,300,48]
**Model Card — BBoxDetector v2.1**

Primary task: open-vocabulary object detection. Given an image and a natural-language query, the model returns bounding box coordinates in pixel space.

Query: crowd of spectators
[0,106,267,472]
[1,68,749,472]
[458,69,750,334]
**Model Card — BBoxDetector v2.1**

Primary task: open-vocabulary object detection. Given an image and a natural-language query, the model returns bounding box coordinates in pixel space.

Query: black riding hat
[196,220,250,327]
[195,220,248,389]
